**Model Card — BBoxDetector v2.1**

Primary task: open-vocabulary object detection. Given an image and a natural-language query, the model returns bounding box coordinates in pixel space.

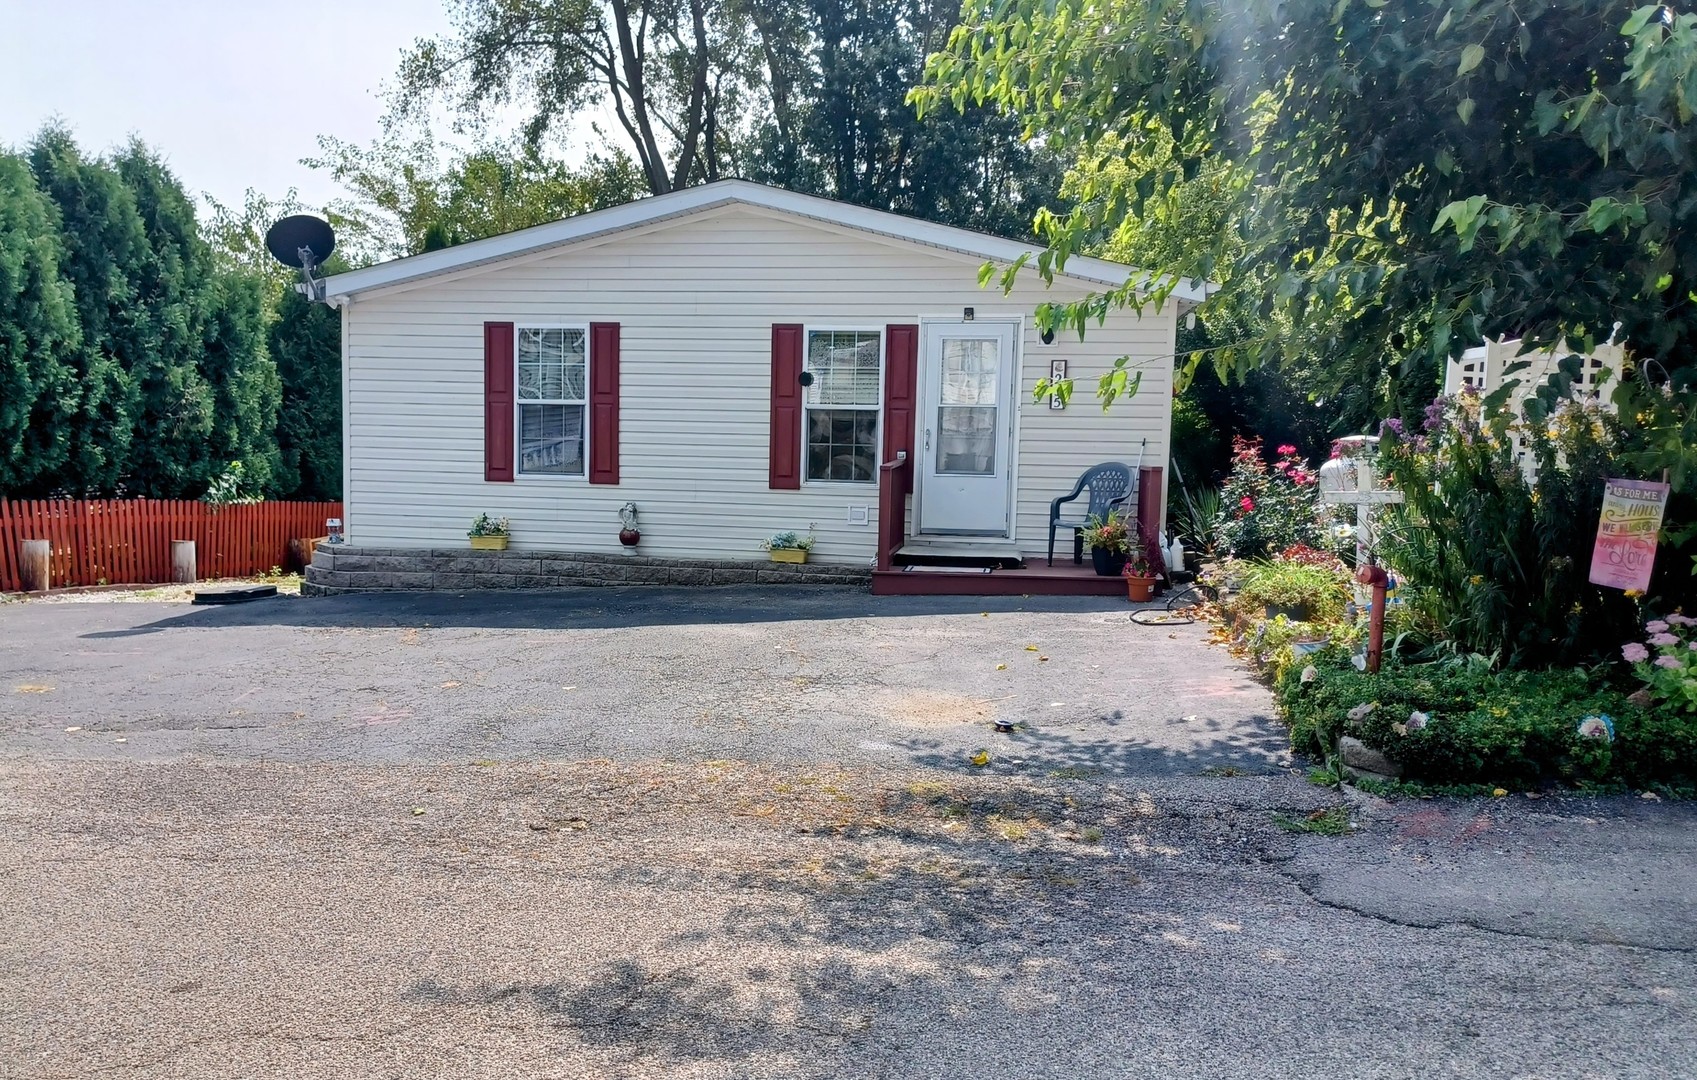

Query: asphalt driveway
[4,588,1695,1079]
[0,587,1284,777]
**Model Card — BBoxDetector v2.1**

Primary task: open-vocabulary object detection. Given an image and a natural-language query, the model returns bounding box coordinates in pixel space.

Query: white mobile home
[306,181,1199,596]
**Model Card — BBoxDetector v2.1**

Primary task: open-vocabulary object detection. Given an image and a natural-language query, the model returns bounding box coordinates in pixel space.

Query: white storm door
[916,320,1018,536]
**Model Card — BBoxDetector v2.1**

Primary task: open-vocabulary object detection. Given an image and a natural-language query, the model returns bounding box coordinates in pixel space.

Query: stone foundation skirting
[301,544,872,595]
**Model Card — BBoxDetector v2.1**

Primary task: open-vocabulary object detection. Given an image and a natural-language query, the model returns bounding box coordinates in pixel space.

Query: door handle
[925,429,932,450]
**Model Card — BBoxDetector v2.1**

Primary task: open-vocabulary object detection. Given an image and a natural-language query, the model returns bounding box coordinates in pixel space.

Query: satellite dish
[265,215,337,302]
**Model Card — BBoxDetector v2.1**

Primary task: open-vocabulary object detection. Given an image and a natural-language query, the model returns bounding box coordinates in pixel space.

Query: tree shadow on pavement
[398,769,1327,1078]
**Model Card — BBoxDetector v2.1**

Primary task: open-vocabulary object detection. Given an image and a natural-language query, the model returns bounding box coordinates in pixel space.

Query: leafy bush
[1376,393,1641,667]
[1276,658,1695,791]
[1236,559,1352,619]
[1624,614,1697,712]
[1216,437,1332,559]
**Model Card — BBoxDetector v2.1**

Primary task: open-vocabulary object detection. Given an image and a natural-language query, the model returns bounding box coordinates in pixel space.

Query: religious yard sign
[1588,479,1670,592]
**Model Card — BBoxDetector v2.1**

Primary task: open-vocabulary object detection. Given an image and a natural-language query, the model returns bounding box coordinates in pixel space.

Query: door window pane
[940,338,1000,405]
[936,406,997,475]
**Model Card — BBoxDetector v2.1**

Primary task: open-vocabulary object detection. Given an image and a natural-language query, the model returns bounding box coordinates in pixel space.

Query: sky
[1,0,456,211]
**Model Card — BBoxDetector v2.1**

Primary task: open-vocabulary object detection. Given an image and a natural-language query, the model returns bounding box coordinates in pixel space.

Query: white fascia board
[319,178,1213,304]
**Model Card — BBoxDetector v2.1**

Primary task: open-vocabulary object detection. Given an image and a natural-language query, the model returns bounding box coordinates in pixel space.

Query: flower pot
[1264,602,1311,622]
[1091,547,1128,577]
[1290,637,1329,656]
[769,548,808,564]
[1125,575,1158,603]
[469,535,509,551]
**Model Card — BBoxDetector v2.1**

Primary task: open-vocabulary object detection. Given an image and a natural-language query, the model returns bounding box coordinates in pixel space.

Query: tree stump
[19,540,49,592]
[170,540,197,584]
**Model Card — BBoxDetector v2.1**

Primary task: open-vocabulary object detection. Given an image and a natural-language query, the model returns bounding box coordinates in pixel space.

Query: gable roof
[319,179,1210,304]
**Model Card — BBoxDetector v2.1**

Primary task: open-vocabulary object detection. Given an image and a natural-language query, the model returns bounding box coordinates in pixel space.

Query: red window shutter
[882,324,919,464]
[484,322,515,482]
[589,322,620,484]
[770,323,804,489]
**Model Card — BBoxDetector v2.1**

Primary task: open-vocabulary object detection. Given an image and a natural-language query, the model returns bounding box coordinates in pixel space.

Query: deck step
[894,540,1024,570]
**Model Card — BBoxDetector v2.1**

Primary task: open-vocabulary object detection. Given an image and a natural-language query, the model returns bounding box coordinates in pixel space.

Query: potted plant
[1123,540,1159,602]
[468,513,511,551]
[761,528,816,564]
[1080,513,1132,576]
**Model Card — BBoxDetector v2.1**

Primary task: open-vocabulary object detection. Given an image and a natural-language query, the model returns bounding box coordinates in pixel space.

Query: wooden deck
[871,559,1130,597]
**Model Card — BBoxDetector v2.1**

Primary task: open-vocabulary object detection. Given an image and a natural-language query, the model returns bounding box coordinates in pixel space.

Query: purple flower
[1380,418,1405,438]
[1645,620,1670,634]
[1649,632,1679,647]
[1667,614,1695,627]
[1622,642,1650,663]
[1655,655,1682,669]
[1423,397,1448,433]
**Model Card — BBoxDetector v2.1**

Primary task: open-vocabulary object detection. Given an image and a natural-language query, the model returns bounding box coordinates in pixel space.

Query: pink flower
[1655,655,1682,669]
[1645,620,1670,634]
[1622,642,1650,663]
[1690,641,1697,652]
[1277,444,1298,455]
[1667,614,1695,627]
[1240,496,1255,512]
[1649,632,1679,647]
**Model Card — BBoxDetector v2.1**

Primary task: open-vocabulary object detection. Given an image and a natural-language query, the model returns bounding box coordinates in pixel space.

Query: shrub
[1376,393,1641,667]
[1216,437,1332,559]
[1275,658,1696,791]
[1236,559,1352,620]
[1623,614,1697,713]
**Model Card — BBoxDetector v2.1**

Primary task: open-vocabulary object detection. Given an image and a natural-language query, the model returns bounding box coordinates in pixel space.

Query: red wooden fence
[0,499,342,592]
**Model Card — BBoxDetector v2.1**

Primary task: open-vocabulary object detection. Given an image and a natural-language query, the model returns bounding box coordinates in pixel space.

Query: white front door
[915,319,1019,536]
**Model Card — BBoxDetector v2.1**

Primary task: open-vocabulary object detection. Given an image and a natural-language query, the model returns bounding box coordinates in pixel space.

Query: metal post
[1356,562,1390,673]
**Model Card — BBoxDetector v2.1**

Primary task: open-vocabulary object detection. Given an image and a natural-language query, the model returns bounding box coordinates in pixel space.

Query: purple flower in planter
[1622,642,1650,663]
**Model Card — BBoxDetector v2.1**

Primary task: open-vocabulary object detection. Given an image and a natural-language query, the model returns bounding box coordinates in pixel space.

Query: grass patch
[1272,807,1353,836]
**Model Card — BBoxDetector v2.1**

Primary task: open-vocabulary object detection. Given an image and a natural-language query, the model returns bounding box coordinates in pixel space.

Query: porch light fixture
[963,306,975,321]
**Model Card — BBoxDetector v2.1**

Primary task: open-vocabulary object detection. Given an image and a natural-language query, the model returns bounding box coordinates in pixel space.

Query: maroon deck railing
[876,452,911,572]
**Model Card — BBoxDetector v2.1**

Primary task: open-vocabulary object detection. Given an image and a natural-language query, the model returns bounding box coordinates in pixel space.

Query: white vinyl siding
[342,204,1176,564]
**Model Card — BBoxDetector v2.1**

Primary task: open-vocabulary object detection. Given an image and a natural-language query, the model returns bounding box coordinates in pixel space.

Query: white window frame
[801,325,885,487]
[514,322,592,481]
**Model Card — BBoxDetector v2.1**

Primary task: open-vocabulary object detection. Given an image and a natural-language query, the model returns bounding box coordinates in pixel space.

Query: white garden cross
[1318,439,1404,563]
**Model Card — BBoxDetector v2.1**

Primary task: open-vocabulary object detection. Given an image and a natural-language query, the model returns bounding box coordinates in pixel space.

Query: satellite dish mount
[264,215,338,304]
